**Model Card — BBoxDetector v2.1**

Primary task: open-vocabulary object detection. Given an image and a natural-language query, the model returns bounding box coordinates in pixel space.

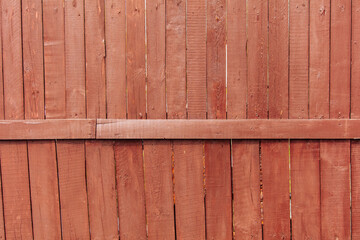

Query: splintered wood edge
[0,119,357,140]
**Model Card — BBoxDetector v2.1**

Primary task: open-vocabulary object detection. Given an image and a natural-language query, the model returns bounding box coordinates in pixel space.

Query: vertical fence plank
[144,141,175,240]
[115,141,147,240]
[145,1,175,239]
[227,0,247,120]
[352,1,360,238]
[28,141,61,239]
[126,0,146,119]
[187,0,207,119]
[263,0,290,239]
[166,0,186,119]
[247,0,268,119]
[309,0,330,119]
[174,141,205,240]
[65,0,86,119]
[85,0,106,119]
[57,140,90,239]
[0,3,4,237]
[205,0,231,239]
[85,1,119,239]
[1,1,32,239]
[85,141,118,239]
[23,0,44,120]
[43,0,66,119]
[105,0,126,119]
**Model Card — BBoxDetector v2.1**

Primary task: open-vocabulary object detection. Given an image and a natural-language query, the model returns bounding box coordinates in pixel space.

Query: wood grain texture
[0,3,3,120]
[289,0,309,119]
[232,141,261,239]
[85,0,106,119]
[207,0,226,120]
[186,0,207,119]
[96,119,360,139]
[204,140,232,239]
[352,140,360,238]
[105,0,126,119]
[144,141,175,240]
[290,140,321,239]
[86,141,118,239]
[147,0,166,119]
[22,0,44,120]
[2,0,24,120]
[262,140,290,239]
[0,142,32,239]
[126,0,146,119]
[57,140,90,239]
[227,0,247,119]
[166,0,186,119]
[247,0,268,119]
[28,141,61,239]
[330,0,351,119]
[65,0,86,119]
[269,0,288,119]
[309,0,330,119]
[174,141,205,240]
[43,0,66,119]
[320,140,351,239]
[114,141,147,240]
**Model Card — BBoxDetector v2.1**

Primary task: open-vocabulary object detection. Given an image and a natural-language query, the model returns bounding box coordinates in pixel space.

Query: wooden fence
[0,0,358,239]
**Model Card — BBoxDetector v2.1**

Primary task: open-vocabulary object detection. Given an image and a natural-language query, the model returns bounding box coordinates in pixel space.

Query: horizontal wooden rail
[0,119,359,140]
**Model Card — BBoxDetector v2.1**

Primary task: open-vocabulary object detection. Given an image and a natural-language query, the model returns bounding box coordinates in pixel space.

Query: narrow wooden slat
[147,0,166,119]
[144,141,175,240]
[173,140,205,240]
[205,0,231,239]
[114,141,147,240]
[0,142,32,239]
[1,1,32,239]
[247,0,268,119]
[232,141,262,239]
[352,140,360,238]
[204,141,232,239]
[320,140,351,239]
[126,0,146,119]
[2,0,24,120]
[28,141,61,239]
[85,0,106,119]
[290,140,321,238]
[309,0,330,119]
[262,140,290,239]
[166,0,186,119]
[269,0,289,119]
[105,0,126,119]
[0,2,3,120]
[57,140,90,239]
[227,0,247,119]
[330,0,351,119]
[187,0,207,119]
[22,0,44,120]
[289,0,309,119]
[86,141,118,239]
[65,0,86,119]
[43,0,66,119]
